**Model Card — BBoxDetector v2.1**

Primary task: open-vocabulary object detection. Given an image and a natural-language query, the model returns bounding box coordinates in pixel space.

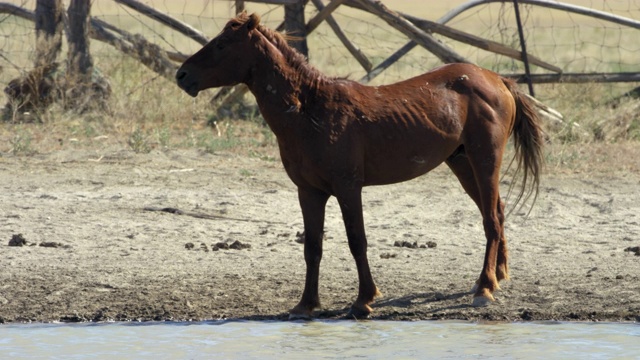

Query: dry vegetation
[1,1,639,173]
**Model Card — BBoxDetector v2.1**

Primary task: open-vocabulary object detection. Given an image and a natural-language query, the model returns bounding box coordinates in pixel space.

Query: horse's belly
[363,152,446,186]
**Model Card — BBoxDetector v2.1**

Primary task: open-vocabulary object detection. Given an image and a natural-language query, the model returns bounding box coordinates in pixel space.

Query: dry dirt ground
[1,146,639,323]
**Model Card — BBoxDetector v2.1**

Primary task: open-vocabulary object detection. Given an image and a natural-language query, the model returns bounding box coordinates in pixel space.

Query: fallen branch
[143,206,285,224]
[309,0,372,72]
[113,0,209,45]
[401,13,562,73]
[355,0,468,64]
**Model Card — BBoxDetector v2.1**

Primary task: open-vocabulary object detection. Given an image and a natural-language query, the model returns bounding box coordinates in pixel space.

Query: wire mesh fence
[1,1,639,110]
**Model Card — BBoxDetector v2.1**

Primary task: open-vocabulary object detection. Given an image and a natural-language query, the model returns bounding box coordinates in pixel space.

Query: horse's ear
[246,13,260,31]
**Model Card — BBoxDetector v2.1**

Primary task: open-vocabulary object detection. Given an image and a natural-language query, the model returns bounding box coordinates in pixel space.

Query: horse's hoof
[346,305,372,320]
[289,304,315,320]
[472,295,493,307]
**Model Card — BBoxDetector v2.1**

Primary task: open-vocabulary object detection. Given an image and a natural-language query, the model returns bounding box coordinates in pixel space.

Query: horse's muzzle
[176,69,199,97]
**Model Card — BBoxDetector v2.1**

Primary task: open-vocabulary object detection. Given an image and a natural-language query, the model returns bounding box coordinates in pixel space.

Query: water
[1,320,638,359]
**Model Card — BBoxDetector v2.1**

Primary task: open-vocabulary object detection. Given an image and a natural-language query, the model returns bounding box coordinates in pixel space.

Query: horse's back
[332,63,516,186]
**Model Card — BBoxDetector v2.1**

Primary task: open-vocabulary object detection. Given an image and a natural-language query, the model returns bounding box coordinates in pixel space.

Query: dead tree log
[89,19,177,81]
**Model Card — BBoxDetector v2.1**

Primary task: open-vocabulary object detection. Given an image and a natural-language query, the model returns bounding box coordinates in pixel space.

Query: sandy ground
[0,147,639,323]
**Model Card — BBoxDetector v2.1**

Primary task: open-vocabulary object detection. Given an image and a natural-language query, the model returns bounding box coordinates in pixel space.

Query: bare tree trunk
[284,0,308,57]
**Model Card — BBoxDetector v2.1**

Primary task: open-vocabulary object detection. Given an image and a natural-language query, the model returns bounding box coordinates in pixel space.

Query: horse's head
[176,12,261,97]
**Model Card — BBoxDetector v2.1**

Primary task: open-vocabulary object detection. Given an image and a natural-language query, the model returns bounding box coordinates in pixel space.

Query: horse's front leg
[337,187,381,318]
[289,187,330,320]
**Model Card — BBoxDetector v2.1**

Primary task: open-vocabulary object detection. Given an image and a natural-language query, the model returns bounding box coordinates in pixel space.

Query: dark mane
[234,13,329,85]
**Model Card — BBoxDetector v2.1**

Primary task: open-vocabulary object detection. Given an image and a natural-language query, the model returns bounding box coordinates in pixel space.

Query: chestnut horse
[176,13,543,319]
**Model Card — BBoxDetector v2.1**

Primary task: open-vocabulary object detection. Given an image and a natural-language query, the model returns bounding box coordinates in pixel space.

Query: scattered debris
[394,240,418,249]
[210,240,251,251]
[39,242,71,249]
[393,240,437,249]
[212,242,229,251]
[8,234,27,247]
[229,240,251,250]
[380,253,397,259]
[624,246,640,256]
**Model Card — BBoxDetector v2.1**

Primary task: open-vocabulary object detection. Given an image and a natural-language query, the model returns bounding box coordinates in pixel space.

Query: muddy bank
[1,149,639,323]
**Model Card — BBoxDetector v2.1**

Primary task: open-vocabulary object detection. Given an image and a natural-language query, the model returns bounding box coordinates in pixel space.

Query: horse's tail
[503,78,544,215]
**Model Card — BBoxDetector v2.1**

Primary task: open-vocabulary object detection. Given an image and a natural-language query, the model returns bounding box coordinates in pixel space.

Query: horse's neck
[246,48,322,135]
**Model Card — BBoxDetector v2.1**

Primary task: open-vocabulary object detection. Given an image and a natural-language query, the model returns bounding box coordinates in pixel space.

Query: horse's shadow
[238,292,474,321]
[373,291,473,313]
[315,291,474,320]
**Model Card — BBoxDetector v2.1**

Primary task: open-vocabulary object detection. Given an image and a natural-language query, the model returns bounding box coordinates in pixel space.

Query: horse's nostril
[176,70,187,81]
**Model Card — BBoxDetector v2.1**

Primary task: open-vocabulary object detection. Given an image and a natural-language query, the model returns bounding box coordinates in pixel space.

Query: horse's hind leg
[289,188,330,319]
[447,141,508,307]
[447,154,510,286]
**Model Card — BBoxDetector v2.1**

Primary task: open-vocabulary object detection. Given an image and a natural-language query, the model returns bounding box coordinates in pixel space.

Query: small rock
[426,241,437,248]
[624,246,640,256]
[8,234,27,247]
[212,242,230,251]
[185,242,195,250]
[380,253,397,259]
[393,241,418,249]
[230,240,251,250]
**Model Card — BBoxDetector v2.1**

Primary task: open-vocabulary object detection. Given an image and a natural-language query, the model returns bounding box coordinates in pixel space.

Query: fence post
[66,0,93,84]
[284,0,309,57]
[513,0,535,96]
[235,1,245,14]
[64,0,110,112]
[34,0,64,68]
